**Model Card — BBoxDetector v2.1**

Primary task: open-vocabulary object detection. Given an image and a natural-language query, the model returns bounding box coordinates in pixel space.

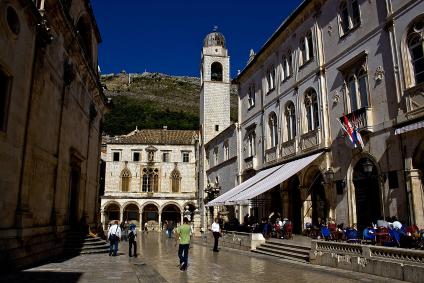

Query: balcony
[265,146,277,163]
[280,139,296,159]
[404,83,424,119]
[244,156,254,170]
[300,128,321,152]
[339,107,373,133]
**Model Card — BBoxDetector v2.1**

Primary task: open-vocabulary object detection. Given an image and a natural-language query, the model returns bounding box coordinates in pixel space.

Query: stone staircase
[253,238,311,263]
[64,232,109,256]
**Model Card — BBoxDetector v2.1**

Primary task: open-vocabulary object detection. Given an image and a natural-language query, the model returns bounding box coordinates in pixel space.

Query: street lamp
[324,168,335,184]
[362,159,374,174]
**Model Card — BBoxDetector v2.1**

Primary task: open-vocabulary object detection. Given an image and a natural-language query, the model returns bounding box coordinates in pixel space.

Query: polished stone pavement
[1,232,408,283]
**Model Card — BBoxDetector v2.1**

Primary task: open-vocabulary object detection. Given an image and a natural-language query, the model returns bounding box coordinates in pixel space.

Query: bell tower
[199,30,231,144]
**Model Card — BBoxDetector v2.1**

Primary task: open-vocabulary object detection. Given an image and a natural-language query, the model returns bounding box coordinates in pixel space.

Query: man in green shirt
[175,217,191,271]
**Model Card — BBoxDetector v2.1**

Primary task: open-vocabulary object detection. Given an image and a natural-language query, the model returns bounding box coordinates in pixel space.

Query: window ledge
[299,58,314,70]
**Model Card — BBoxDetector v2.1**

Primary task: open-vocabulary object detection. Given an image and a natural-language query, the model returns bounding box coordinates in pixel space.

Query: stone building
[101,128,198,231]
[0,0,106,269]
[204,0,424,232]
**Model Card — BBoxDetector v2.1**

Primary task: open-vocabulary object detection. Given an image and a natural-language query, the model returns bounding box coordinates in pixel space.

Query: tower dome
[203,32,226,48]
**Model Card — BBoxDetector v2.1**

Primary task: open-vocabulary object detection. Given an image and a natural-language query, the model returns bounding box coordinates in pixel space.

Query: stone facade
[0,0,106,270]
[202,0,424,232]
[101,129,198,232]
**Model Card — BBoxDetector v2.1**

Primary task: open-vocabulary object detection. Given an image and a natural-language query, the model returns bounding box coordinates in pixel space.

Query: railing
[339,107,373,132]
[404,83,424,118]
[244,156,254,170]
[300,128,321,152]
[280,139,296,158]
[265,146,277,163]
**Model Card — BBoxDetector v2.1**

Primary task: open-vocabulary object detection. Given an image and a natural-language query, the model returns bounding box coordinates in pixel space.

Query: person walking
[108,220,121,256]
[128,223,137,257]
[175,217,191,271]
[212,218,221,252]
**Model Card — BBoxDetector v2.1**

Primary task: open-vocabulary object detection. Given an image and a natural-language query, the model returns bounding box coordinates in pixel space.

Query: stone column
[158,212,162,230]
[181,213,184,225]
[193,208,201,237]
[407,169,424,227]
[120,208,124,223]
[101,210,105,230]
[139,212,143,231]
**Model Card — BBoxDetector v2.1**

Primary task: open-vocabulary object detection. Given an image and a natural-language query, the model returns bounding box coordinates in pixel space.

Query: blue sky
[91,0,303,78]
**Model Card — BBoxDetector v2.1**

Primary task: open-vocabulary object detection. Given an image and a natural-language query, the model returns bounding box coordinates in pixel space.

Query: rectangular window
[214,147,219,165]
[182,152,189,163]
[133,152,140,162]
[162,152,170,162]
[0,71,11,132]
[215,125,219,131]
[113,152,120,162]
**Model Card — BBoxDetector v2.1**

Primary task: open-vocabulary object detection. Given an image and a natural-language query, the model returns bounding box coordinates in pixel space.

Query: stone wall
[310,240,424,283]
[203,231,265,251]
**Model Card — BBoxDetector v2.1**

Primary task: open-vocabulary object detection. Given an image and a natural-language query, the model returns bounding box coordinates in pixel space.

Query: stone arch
[141,201,160,212]
[122,200,141,211]
[347,152,383,229]
[211,62,223,81]
[160,201,183,213]
[123,203,140,226]
[161,202,182,225]
[103,201,121,229]
[142,202,160,231]
[301,165,327,226]
[102,200,121,211]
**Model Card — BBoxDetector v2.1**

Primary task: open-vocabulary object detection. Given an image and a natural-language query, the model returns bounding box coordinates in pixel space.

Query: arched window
[340,1,350,34]
[211,62,223,81]
[285,102,296,140]
[306,31,314,60]
[268,112,278,148]
[339,0,361,36]
[170,168,181,193]
[281,56,286,81]
[344,66,369,112]
[266,65,275,92]
[248,83,255,108]
[358,68,369,107]
[407,19,424,85]
[142,168,159,192]
[121,168,131,192]
[348,75,358,111]
[287,51,293,76]
[304,89,319,132]
[76,16,92,62]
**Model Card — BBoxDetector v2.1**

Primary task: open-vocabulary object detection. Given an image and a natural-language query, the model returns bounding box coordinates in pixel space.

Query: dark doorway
[69,164,81,228]
[288,176,302,234]
[353,158,381,231]
[311,174,328,226]
[162,204,181,225]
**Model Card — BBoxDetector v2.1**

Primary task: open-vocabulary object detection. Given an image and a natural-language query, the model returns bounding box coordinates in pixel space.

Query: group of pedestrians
[107,220,138,257]
[106,217,223,272]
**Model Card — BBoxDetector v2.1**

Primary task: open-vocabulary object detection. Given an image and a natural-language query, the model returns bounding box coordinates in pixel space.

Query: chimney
[163,125,168,130]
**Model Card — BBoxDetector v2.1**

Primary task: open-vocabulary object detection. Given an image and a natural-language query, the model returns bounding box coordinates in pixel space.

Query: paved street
[1,232,408,283]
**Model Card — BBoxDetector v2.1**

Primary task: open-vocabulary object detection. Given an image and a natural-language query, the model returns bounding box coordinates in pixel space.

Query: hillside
[101,72,238,135]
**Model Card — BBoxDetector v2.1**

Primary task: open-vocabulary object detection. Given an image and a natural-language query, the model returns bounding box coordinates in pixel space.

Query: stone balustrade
[310,240,424,283]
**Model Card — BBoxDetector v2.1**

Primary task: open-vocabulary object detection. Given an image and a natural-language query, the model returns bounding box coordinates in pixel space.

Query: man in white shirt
[108,220,122,256]
[211,218,221,252]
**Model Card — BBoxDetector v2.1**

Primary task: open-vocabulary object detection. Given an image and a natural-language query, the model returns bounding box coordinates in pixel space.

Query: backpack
[128,230,135,241]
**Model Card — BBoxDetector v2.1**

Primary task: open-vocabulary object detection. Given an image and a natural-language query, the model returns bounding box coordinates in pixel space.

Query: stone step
[252,249,308,263]
[65,243,110,250]
[255,245,310,262]
[64,248,109,255]
[65,239,107,247]
[264,239,311,251]
[261,242,310,256]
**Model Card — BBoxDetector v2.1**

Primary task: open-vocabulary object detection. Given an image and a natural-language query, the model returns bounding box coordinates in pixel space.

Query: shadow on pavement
[0,271,83,283]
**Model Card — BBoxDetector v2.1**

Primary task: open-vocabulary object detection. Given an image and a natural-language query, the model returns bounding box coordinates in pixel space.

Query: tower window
[215,125,219,131]
[211,62,223,81]
[133,152,140,162]
[182,152,190,163]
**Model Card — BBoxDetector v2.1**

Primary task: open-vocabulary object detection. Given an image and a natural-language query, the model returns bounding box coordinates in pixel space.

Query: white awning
[206,152,322,206]
[395,120,424,135]
[205,165,281,206]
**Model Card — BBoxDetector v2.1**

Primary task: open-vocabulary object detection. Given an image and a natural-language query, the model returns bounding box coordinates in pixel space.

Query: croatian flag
[343,114,356,148]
